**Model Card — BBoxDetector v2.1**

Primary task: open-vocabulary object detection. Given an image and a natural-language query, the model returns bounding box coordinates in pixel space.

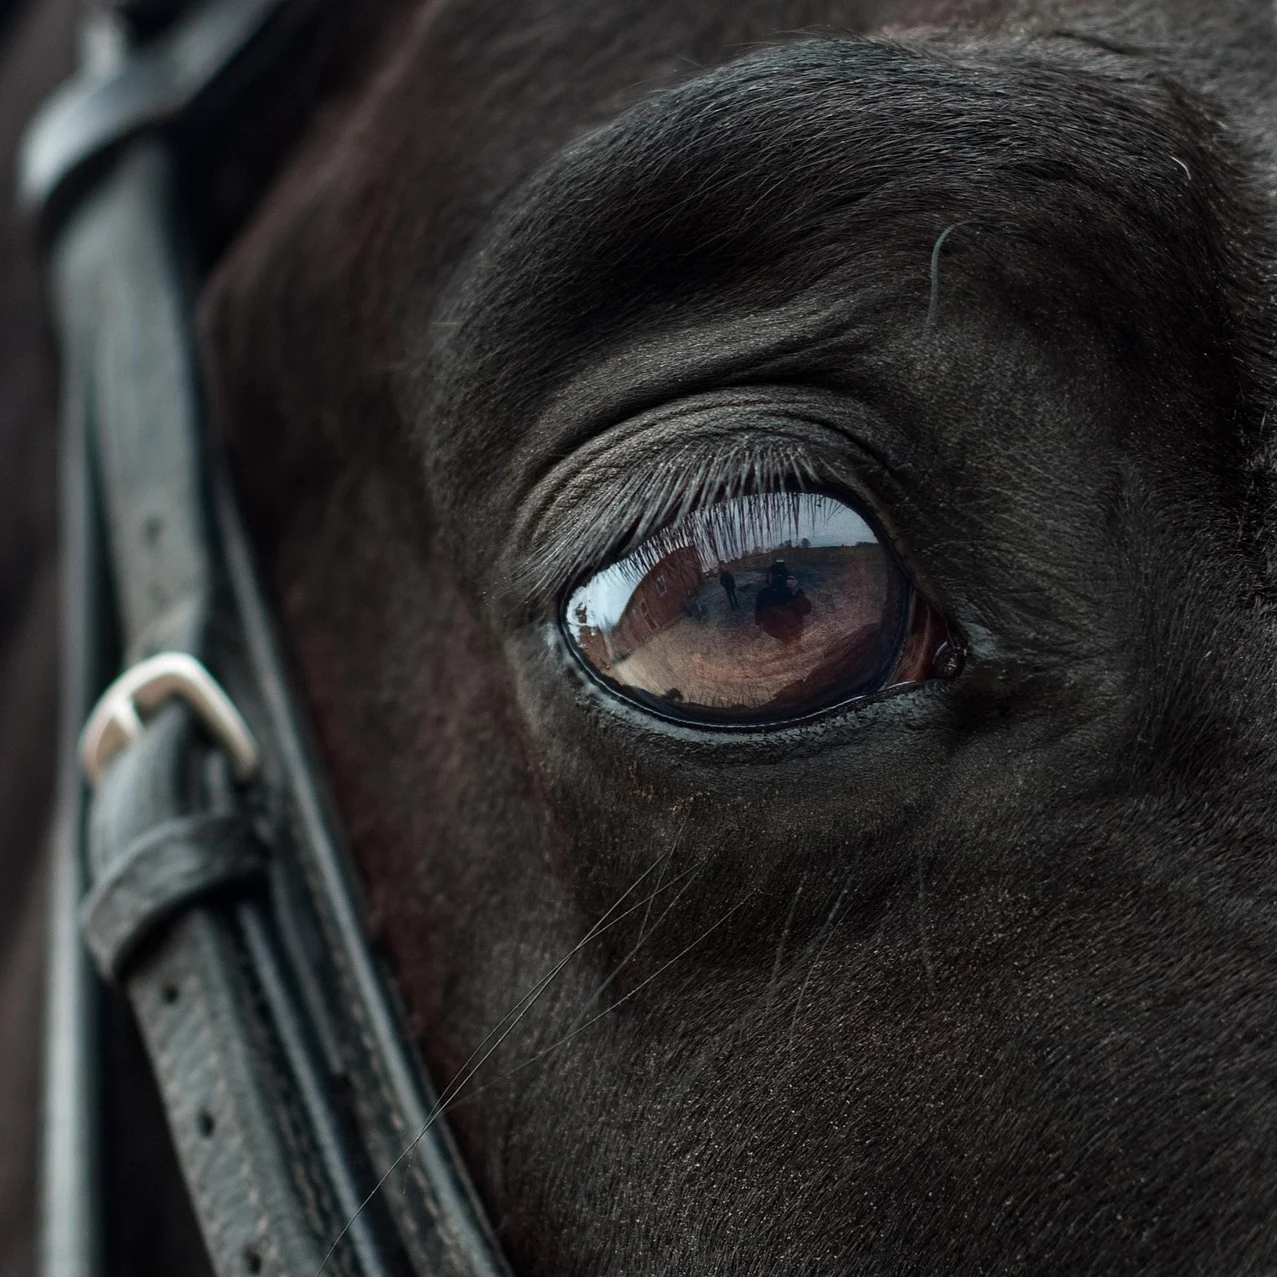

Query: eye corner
[889,588,966,688]
[930,638,966,681]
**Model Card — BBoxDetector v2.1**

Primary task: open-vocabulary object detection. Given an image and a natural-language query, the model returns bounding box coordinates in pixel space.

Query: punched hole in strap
[80,650,259,786]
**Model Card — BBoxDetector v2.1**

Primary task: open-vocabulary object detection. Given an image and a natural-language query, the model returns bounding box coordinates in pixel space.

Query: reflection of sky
[567,493,876,633]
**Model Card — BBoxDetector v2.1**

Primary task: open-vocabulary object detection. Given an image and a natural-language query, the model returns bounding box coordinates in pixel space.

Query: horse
[5,0,1277,1273]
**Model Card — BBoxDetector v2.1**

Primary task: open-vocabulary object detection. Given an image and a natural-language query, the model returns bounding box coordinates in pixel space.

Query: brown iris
[563,491,954,726]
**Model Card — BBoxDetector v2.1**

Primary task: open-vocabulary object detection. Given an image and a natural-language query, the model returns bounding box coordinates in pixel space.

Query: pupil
[564,492,911,724]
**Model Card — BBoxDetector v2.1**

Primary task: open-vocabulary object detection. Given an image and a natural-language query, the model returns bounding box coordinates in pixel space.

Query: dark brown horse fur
[8,0,1277,1273]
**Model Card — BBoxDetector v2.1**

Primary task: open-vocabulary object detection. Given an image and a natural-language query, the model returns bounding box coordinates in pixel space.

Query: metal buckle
[80,651,260,786]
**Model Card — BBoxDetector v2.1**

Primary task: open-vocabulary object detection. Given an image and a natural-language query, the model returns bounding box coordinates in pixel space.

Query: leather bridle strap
[23,7,513,1277]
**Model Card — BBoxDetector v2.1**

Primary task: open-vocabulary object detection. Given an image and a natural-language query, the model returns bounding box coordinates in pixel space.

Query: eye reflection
[563,491,943,725]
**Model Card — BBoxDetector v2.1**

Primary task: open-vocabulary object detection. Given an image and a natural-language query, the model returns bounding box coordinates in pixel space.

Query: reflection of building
[571,611,611,671]
[599,545,703,666]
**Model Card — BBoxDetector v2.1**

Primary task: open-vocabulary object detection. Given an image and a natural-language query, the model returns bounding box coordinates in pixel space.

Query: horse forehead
[407,56,1262,545]
[209,17,1268,465]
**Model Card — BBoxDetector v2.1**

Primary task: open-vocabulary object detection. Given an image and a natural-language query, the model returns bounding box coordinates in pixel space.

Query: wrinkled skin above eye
[563,491,952,725]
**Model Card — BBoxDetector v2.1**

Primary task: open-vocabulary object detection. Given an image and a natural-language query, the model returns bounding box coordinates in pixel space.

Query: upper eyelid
[526,437,817,597]
[503,391,895,614]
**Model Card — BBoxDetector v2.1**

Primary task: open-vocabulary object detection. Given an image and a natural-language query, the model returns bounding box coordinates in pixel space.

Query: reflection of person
[719,569,738,610]
[754,566,812,644]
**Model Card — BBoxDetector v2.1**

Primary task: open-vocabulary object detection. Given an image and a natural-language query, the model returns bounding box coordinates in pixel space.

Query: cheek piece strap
[21,5,514,1277]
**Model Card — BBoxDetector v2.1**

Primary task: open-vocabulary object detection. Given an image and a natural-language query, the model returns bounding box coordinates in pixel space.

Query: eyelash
[519,430,820,607]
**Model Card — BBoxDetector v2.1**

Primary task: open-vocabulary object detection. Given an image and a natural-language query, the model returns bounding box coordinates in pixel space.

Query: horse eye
[562,491,959,727]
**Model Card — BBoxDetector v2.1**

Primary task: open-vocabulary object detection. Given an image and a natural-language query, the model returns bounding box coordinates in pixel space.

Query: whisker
[446,887,759,1113]
[429,862,695,1121]
[315,847,692,1276]
[786,883,850,1063]
[915,844,937,995]
[765,873,807,1013]
[923,220,971,337]
[565,839,705,1034]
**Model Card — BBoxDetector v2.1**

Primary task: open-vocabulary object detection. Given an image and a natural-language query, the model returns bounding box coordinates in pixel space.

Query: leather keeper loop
[81,812,265,982]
